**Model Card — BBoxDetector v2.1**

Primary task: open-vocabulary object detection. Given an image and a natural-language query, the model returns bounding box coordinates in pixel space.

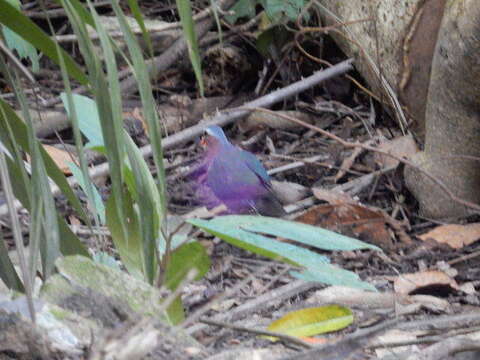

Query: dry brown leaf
[375,135,418,168]
[295,203,393,250]
[394,270,459,295]
[418,223,480,249]
[312,187,356,205]
[42,144,76,175]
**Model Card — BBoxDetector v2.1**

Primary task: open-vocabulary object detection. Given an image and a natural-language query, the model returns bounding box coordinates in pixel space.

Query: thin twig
[246,107,480,213]
[199,318,313,349]
[0,59,354,218]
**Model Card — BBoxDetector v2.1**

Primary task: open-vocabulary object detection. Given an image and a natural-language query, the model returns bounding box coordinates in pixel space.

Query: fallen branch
[199,318,313,349]
[247,107,480,213]
[0,59,354,217]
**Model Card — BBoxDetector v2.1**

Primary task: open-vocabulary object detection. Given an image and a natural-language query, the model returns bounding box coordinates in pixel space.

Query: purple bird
[193,125,285,217]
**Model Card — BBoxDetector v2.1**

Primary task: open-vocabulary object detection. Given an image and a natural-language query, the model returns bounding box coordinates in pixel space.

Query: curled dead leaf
[374,135,418,169]
[41,144,76,175]
[394,270,459,296]
[418,223,480,249]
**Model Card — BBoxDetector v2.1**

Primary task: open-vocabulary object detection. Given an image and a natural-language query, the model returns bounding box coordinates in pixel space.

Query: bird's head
[200,125,231,149]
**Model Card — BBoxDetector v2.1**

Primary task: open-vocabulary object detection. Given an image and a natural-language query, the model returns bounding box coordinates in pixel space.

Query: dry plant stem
[186,279,320,335]
[313,1,408,133]
[199,318,313,349]
[448,249,480,266]
[26,0,111,19]
[370,326,480,349]
[120,0,237,95]
[0,58,354,218]
[248,107,480,213]
[181,260,277,329]
[42,0,234,107]
[407,338,480,360]
[53,2,214,42]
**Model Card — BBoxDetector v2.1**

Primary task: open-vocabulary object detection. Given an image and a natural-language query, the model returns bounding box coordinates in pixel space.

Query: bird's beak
[200,136,207,147]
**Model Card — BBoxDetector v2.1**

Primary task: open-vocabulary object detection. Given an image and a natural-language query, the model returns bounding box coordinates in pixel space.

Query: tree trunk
[318,0,480,218]
[404,0,480,218]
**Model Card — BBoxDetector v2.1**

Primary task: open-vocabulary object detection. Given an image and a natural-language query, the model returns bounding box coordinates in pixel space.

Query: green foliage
[267,305,353,339]
[0,0,209,324]
[189,215,379,291]
[0,222,24,292]
[227,0,308,24]
[165,242,211,291]
[0,0,87,84]
[1,0,39,72]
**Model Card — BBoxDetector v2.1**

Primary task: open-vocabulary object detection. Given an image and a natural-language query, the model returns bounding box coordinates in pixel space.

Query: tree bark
[404,0,480,218]
[318,0,445,134]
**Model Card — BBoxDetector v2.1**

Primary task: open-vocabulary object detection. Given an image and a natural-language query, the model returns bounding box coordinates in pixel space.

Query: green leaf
[225,0,256,23]
[2,0,39,72]
[0,0,87,84]
[124,135,161,284]
[165,296,185,325]
[105,190,143,279]
[92,251,121,270]
[126,0,153,57]
[0,98,89,224]
[221,215,381,251]
[267,305,353,339]
[110,0,168,228]
[262,0,307,22]
[68,162,106,224]
[189,215,378,291]
[165,242,210,291]
[187,217,330,268]
[61,93,105,149]
[0,231,24,292]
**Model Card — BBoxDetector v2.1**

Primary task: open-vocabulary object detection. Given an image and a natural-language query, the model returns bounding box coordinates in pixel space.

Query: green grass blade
[126,0,154,57]
[175,0,204,96]
[0,98,89,223]
[0,230,23,292]
[110,0,168,220]
[125,134,160,283]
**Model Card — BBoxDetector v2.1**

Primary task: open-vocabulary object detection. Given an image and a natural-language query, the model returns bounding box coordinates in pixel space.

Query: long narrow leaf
[125,135,160,283]
[0,231,23,292]
[0,98,89,223]
[110,0,168,225]
[188,218,329,268]
[175,0,204,95]
[0,0,87,84]
[126,0,154,57]
[7,63,60,278]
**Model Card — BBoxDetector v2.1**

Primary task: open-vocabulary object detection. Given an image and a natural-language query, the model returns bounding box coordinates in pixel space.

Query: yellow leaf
[266,305,353,340]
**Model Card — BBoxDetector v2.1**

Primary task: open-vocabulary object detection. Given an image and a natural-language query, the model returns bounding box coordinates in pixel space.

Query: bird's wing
[238,149,271,186]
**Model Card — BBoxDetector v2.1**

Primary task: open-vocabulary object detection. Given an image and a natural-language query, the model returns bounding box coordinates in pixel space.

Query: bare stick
[0,59,353,217]
[247,107,480,213]
[199,318,313,349]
